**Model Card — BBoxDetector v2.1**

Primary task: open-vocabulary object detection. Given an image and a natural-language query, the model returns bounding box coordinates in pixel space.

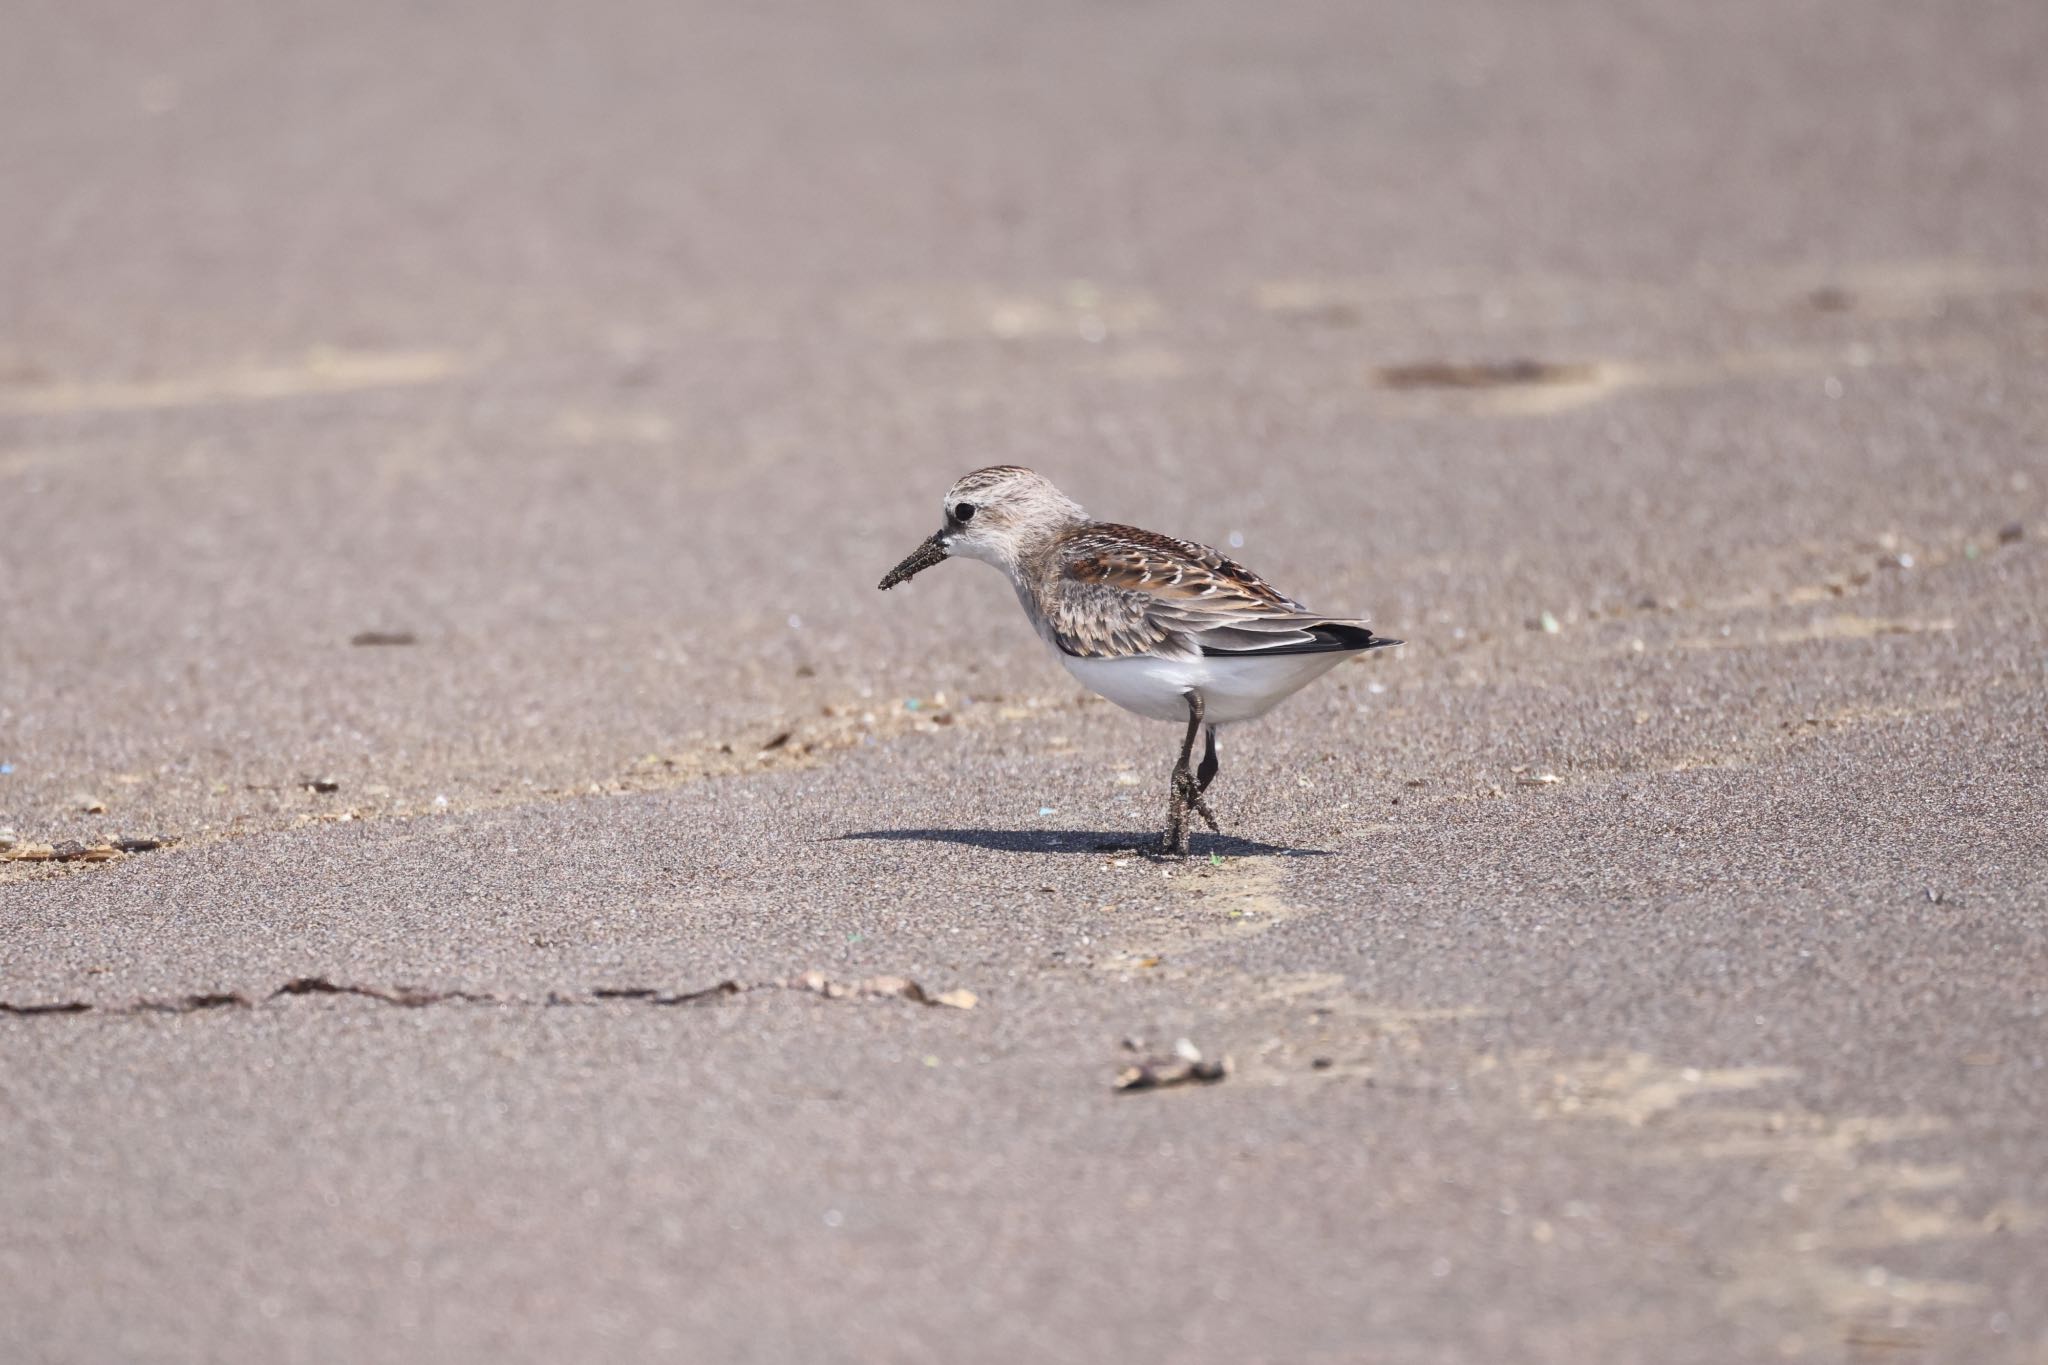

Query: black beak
[878,532,950,590]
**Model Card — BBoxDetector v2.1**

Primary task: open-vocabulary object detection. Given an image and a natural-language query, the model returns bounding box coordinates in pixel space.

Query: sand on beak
[878,532,950,590]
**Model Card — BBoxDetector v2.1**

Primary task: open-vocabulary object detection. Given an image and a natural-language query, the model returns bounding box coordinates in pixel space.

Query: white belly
[1056,650,1351,725]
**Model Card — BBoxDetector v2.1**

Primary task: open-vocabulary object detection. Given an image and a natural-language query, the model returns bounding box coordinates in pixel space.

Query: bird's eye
[953,503,976,522]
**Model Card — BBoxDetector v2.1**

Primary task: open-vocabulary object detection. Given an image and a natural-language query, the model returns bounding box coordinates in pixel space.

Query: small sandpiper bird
[879,466,1400,855]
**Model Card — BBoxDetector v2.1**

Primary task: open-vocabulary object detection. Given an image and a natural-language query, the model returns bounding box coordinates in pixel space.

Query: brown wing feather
[1046,524,1375,660]
[1065,526,1305,608]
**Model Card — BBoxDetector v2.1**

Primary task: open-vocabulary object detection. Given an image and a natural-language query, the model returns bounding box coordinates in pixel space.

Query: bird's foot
[1156,769,1215,857]
[1174,769,1221,835]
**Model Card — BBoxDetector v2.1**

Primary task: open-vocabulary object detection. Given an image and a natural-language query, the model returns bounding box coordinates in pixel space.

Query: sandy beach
[3,1,2045,1359]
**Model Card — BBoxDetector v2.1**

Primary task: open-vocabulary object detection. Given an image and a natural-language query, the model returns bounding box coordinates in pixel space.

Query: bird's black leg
[1162,696,1200,856]
[1163,694,1220,855]
[1184,727,1221,837]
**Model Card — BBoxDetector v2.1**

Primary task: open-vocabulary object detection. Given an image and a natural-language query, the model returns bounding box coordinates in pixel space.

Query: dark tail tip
[1317,623,1401,651]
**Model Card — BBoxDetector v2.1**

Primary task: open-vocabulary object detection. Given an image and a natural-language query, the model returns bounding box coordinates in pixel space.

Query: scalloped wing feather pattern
[1049,524,1375,660]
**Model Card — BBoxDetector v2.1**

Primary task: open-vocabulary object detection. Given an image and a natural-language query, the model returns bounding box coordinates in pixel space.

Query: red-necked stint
[880,466,1400,855]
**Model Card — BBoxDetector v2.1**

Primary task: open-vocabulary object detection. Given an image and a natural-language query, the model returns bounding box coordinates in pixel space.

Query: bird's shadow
[835,827,1328,858]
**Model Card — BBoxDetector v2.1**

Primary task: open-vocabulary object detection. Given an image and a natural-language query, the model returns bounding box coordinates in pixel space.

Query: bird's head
[878,465,1087,588]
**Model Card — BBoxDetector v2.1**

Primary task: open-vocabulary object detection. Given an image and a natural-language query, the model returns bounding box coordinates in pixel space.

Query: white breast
[1055,649,1352,725]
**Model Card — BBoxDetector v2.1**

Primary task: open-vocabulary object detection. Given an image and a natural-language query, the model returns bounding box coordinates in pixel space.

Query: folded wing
[1047,525,1399,660]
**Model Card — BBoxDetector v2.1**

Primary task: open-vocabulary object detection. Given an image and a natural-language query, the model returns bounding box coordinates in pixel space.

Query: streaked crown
[938,465,1088,565]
